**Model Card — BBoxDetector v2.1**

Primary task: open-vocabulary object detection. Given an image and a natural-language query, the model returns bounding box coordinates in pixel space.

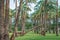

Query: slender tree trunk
[40,0,48,36]
[56,0,59,36]
[10,0,23,40]
[33,18,36,33]
[48,13,51,34]
[48,19,51,33]
[40,7,43,32]
[4,0,9,40]
[9,17,12,33]
[33,15,38,33]
[14,0,18,36]
[53,28,55,34]
[41,13,45,36]
[43,0,48,35]
[21,11,26,35]
[14,0,23,34]
[0,0,4,40]
[41,0,47,36]
[34,19,39,34]
[21,0,28,35]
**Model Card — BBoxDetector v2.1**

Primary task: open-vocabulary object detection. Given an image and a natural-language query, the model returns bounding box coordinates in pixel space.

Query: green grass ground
[15,31,60,40]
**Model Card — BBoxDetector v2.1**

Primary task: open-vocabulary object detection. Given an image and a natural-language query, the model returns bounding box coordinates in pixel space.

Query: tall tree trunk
[21,11,26,35]
[41,0,48,36]
[4,0,9,40]
[33,15,38,33]
[14,0,18,36]
[33,18,36,33]
[10,0,23,40]
[56,0,59,36]
[43,0,48,35]
[14,0,23,35]
[53,28,55,34]
[0,0,4,40]
[48,13,51,34]
[48,19,51,33]
[21,0,28,35]
[9,16,12,33]
[44,0,46,31]
[41,13,45,36]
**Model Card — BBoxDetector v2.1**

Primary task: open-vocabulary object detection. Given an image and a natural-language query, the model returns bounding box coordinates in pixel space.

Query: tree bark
[0,0,4,40]
[14,0,18,36]
[14,0,23,35]
[53,28,55,34]
[10,0,23,40]
[21,11,26,35]
[48,19,51,33]
[4,0,9,40]
[56,0,59,36]
[9,17,12,33]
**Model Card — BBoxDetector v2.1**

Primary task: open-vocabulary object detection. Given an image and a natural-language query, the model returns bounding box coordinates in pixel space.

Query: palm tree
[34,0,57,35]
[20,0,33,35]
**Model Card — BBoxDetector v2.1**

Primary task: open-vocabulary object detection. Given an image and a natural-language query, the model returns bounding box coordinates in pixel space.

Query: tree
[4,0,9,40]
[9,9,13,33]
[10,0,23,40]
[31,0,58,36]
[56,0,59,36]
[0,0,5,40]
[14,0,18,36]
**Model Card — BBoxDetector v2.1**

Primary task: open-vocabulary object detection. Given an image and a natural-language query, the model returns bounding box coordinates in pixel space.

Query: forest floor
[15,31,60,40]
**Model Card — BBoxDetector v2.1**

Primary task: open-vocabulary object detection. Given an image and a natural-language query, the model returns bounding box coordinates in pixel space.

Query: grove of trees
[0,0,60,40]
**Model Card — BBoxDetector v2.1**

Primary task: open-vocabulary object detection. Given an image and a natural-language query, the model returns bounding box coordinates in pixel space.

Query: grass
[15,31,60,40]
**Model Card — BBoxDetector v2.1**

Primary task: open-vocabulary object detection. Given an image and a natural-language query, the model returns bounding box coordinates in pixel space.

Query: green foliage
[15,31,60,40]
[25,22,32,29]
[28,0,36,3]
